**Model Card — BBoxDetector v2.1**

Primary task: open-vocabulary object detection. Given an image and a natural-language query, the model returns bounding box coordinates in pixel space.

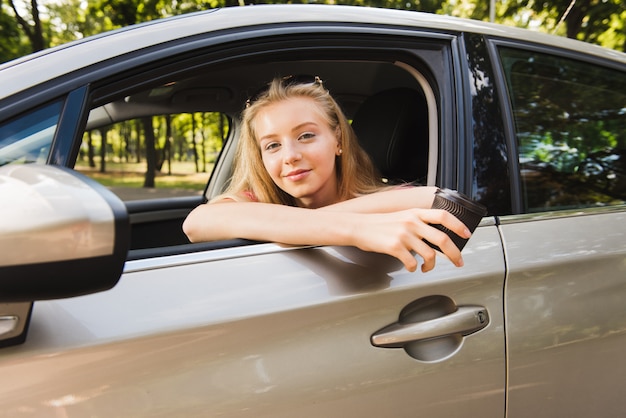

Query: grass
[74,160,212,200]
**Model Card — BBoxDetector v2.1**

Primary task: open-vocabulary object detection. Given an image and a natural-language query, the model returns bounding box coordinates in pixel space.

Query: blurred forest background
[2,0,625,64]
[1,0,624,198]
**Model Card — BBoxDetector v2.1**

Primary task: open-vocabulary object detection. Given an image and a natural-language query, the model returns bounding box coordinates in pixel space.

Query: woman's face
[254,96,341,208]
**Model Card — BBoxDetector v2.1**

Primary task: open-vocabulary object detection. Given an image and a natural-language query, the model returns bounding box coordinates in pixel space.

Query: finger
[402,234,437,272]
[417,209,472,239]
[393,246,418,272]
[415,239,437,272]
[437,237,464,267]
[416,223,464,268]
[404,256,418,273]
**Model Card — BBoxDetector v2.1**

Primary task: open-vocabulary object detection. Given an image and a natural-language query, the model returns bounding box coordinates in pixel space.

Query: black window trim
[459,33,513,215]
[50,85,90,167]
[485,37,523,214]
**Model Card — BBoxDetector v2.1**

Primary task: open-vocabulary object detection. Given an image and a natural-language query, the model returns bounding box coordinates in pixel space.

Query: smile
[284,169,311,181]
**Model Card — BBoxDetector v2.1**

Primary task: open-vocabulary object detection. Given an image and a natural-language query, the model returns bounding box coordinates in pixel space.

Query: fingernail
[463,228,471,238]
[457,258,464,267]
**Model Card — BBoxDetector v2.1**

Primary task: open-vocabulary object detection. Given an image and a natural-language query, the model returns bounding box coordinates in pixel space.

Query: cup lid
[435,188,487,216]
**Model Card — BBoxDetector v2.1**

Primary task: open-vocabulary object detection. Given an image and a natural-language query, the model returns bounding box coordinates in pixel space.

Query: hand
[353,209,471,272]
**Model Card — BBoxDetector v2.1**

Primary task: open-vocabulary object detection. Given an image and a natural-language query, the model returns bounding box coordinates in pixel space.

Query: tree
[499,0,626,50]
[6,0,45,52]
[142,116,157,188]
[0,4,29,61]
[439,0,489,20]
[45,0,94,46]
[98,127,108,173]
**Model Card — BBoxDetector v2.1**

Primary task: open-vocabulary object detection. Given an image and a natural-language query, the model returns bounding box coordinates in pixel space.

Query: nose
[282,140,302,164]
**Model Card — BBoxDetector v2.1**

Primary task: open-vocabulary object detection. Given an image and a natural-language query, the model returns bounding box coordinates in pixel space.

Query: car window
[499,47,626,212]
[80,99,229,201]
[79,48,442,204]
[0,100,63,166]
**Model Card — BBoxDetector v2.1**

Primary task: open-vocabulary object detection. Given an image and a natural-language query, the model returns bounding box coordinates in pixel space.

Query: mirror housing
[0,164,129,302]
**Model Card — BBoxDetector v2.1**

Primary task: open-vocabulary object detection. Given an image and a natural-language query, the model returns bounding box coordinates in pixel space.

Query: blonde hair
[220,76,383,205]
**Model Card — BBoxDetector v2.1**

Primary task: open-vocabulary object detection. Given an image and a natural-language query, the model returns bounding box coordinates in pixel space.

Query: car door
[3,235,506,417]
[493,44,626,416]
[1,19,508,417]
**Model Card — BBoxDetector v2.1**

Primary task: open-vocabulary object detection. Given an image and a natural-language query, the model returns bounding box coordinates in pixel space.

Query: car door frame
[63,25,466,255]
[486,35,626,417]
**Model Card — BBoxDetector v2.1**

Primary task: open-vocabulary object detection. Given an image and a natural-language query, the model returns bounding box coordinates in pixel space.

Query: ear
[335,127,342,156]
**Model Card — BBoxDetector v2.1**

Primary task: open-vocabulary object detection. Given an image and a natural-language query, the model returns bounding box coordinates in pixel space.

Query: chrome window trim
[498,204,626,225]
[125,219,499,273]
[123,242,313,273]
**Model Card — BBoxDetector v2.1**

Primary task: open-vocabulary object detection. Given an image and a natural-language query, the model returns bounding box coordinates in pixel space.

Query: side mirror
[0,164,129,302]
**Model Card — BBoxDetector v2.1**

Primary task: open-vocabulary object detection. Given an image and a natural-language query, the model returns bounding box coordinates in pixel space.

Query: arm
[322,185,438,214]
[182,189,470,273]
[184,200,355,245]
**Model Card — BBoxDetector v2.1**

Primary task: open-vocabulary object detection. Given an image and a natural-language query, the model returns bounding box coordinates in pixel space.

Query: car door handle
[371,305,489,348]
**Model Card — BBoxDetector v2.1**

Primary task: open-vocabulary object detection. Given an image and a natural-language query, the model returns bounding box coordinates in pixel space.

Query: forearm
[183,201,357,246]
[321,185,438,213]
[183,187,469,273]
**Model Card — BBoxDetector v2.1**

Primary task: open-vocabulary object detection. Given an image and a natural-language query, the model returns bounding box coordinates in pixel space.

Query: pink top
[241,190,258,202]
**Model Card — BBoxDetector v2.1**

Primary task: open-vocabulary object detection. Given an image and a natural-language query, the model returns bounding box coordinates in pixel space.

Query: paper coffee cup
[426,188,487,252]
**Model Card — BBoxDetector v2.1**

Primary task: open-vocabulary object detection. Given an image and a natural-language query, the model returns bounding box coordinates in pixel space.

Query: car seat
[351,87,429,185]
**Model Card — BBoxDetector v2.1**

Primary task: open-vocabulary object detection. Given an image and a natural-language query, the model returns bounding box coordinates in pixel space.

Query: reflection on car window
[78,109,229,201]
[0,101,63,166]
[499,47,626,212]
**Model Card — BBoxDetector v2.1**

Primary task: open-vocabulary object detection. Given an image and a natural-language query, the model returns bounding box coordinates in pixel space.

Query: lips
[283,169,311,182]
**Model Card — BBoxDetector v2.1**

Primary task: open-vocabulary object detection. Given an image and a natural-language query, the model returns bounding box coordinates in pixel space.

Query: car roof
[1,4,625,99]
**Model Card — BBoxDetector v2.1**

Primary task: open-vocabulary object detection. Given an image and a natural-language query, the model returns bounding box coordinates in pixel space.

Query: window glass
[0,101,63,166]
[499,47,626,212]
[80,105,229,201]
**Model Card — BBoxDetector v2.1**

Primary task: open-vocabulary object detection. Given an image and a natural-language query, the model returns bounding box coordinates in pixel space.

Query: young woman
[183,75,471,273]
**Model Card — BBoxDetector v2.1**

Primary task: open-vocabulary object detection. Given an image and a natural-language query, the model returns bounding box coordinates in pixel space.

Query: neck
[296,193,341,209]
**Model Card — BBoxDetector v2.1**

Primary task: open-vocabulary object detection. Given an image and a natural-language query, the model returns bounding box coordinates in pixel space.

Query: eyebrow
[258,121,320,143]
[291,121,319,132]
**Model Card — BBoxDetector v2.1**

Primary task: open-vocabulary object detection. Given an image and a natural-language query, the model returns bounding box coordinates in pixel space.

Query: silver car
[1,5,625,417]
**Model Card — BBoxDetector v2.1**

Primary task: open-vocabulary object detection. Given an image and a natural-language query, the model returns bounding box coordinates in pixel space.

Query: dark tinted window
[499,47,626,212]
[0,101,63,166]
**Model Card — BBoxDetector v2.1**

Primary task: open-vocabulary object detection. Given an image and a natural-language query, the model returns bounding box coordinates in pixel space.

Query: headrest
[351,88,429,184]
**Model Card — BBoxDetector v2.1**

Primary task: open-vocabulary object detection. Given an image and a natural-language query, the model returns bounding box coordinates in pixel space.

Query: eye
[263,141,280,152]
[298,132,315,141]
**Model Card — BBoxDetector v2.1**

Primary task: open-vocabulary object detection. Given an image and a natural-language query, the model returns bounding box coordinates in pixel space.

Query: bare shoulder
[210,190,258,204]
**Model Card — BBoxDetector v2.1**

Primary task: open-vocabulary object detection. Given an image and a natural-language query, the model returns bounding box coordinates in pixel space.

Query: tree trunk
[142,117,156,188]
[191,115,199,173]
[135,121,142,163]
[8,0,45,52]
[165,115,172,175]
[565,0,591,40]
[98,128,107,173]
[123,121,130,163]
[87,131,95,168]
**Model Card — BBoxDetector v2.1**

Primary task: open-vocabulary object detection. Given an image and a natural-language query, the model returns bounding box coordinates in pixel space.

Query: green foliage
[78,111,227,185]
[0,6,29,62]
[2,0,626,64]
[439,0,489,20]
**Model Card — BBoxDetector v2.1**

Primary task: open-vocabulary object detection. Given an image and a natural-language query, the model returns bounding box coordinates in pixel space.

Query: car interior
[84,52,440,259]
